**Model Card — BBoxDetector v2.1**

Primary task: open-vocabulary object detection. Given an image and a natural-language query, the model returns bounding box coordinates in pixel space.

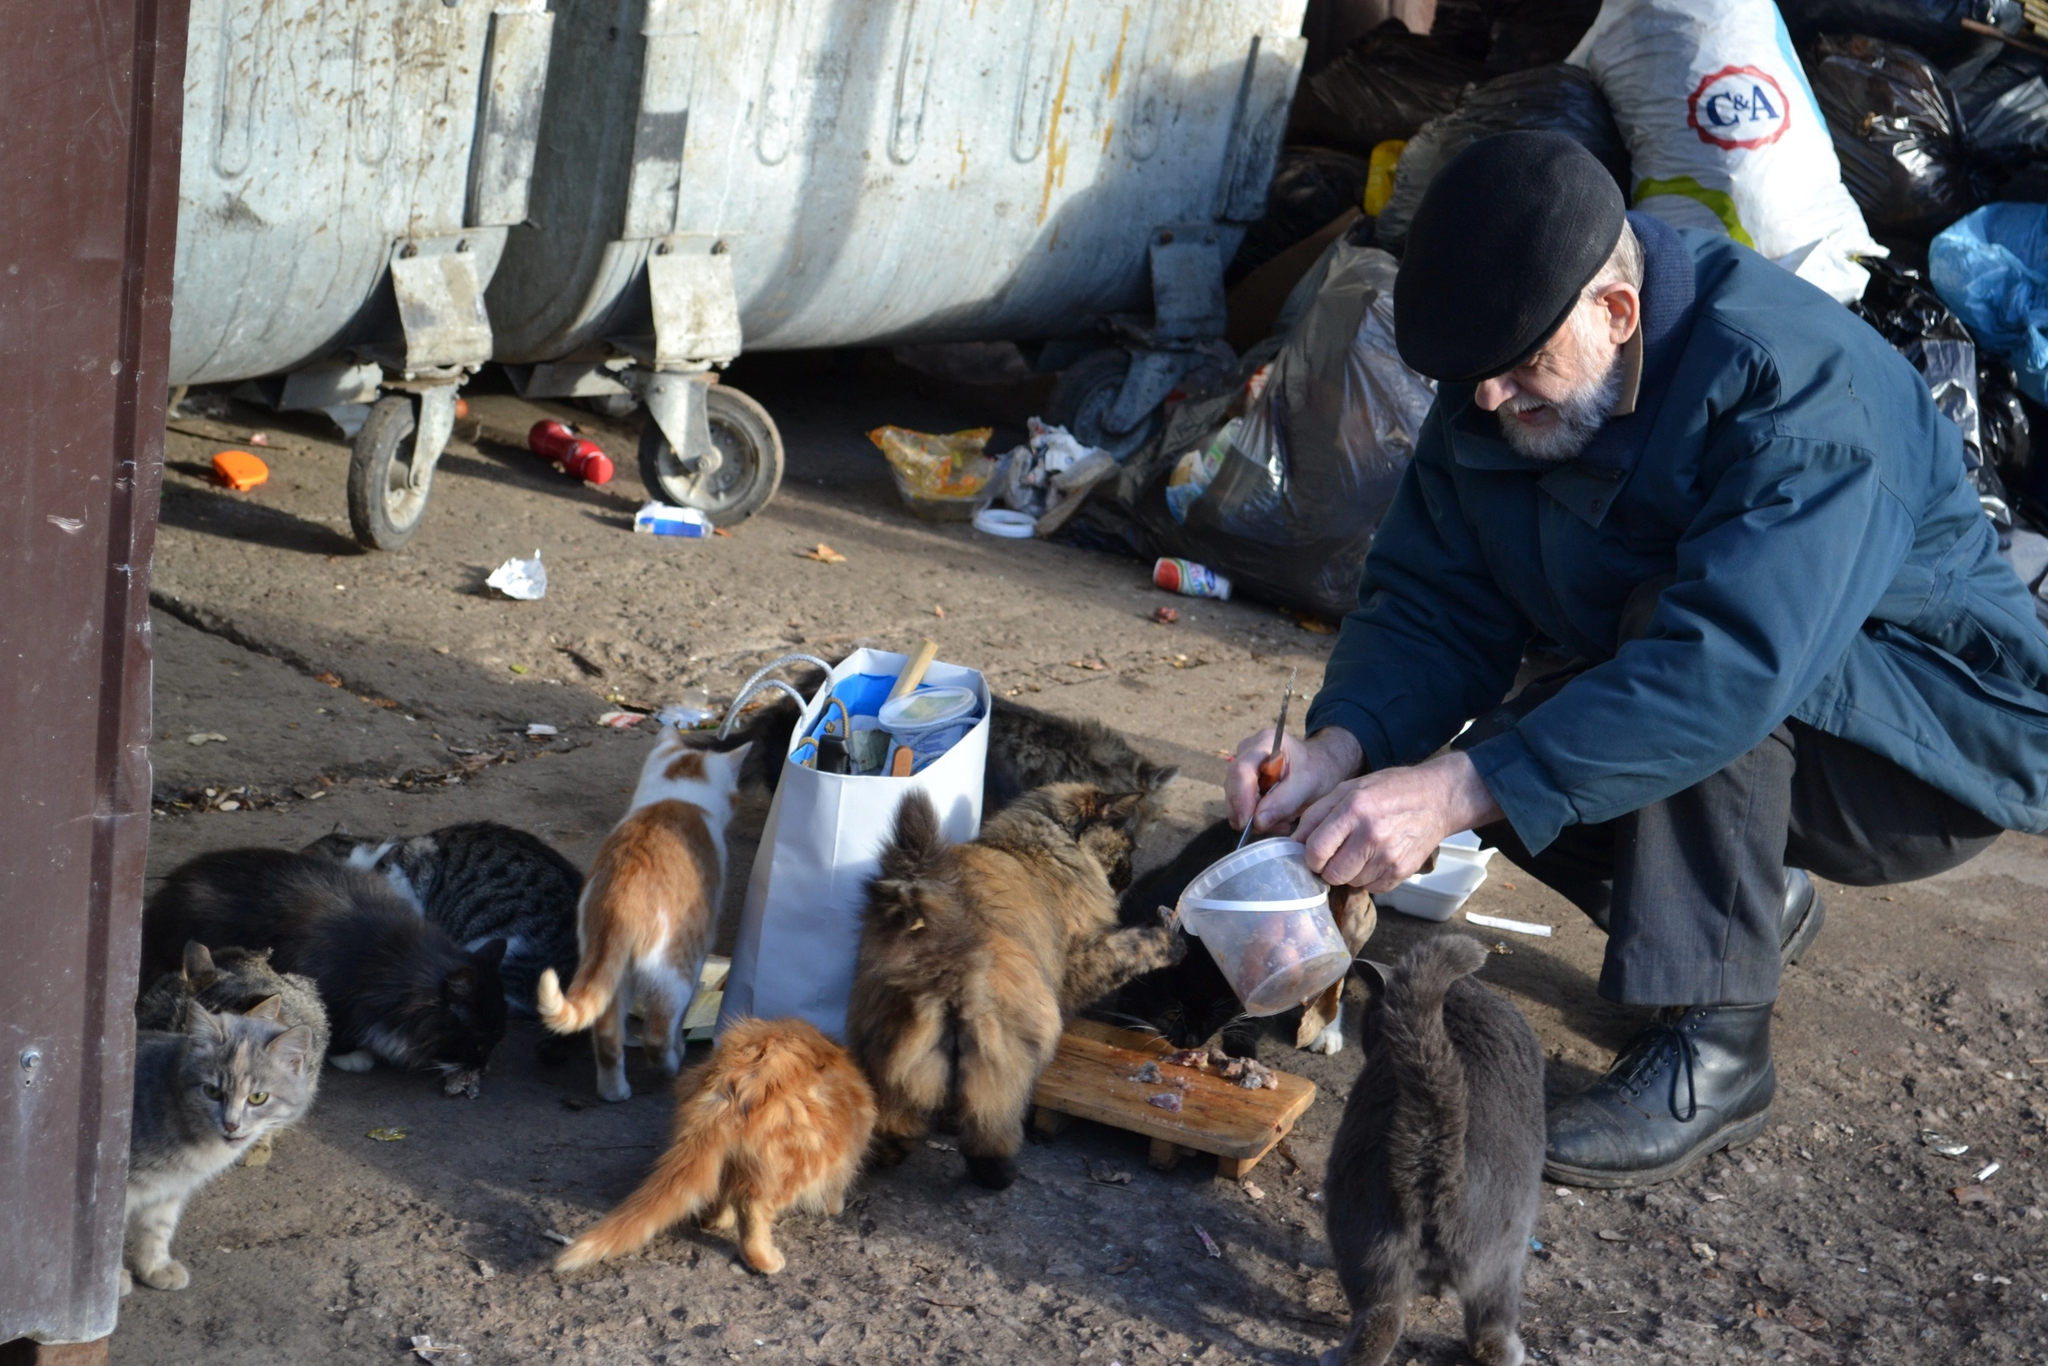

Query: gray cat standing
[1321,936,1546,1366]
[124,1003,316,1293]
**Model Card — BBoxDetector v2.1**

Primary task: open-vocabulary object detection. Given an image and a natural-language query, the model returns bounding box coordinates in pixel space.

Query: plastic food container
[1177,839,1351,1016]
[1375,831,1494,921]
[878,687,981,773]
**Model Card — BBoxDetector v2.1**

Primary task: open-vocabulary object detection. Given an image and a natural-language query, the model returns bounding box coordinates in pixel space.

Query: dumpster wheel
[347,395,434,551]
[637,383,784,526]
[1044,348,1162,463]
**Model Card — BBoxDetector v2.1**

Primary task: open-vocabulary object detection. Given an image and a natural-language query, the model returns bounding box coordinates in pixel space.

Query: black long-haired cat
[142,848,508,1096]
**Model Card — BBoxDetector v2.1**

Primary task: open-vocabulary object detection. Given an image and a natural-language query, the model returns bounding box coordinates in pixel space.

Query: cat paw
[119,1269,133,1297]
[742,1243,786,1275]
[964,1152,1018,1191]
[655,1049,682,1078]
[596,1071,632,1104]
[239,1134,274,1168]
[327,1050,376,1073]
[138,1260,190,1291]
[702,1205,737,1233]
[1303,1019,1345,1056]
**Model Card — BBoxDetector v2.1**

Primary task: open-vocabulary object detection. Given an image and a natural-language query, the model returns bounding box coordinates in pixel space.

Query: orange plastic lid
[212,449,269,491]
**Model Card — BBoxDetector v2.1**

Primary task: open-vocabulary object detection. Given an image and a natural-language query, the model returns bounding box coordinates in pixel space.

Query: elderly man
[1228,131,2048,1189]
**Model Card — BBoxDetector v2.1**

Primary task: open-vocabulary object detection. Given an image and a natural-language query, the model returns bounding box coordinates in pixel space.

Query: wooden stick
[889,637,940,700]
[1961,17,2048,59]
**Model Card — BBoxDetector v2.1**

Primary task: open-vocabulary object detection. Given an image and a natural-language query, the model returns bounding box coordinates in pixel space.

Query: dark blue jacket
[1305,214,2048,853]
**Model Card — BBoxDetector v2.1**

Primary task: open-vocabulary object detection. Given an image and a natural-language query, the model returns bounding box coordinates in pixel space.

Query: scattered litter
[1165,420,1239,524]
[529,419,614,484]
[656,689,718,729]
[596,711,644,729]
[801,543,848,564]
[185,732,227,746]
[870,426,996,519]
[367,1128,407,1142]
[247,431,269,447]
[1152,606,1179,624]
[1129,1061,1163,1084]
[1691,1242,1718,1263]
[1307,1190,1324,1204]
[633,502,711,537]
[1975,1161,2002,1182]
[1530,1238,1544,1252]
[991,418,1106,519]
[1922,1130,1970,1157]
[972,506,1036,538]
[217,800,241,812]
[1086,1160,1132,1186]
[211,450,269,491]
[1465,911,1552,937]
[1595,1229,1627,1243]
[1146,1092,1184,1112]
[486,551,548,600]
[932,605,945,619]
[540,1228,574,1246]
[1242,1181,1265,1202]
[1953,1185,1995,1206]
[526,723,558,736]
[712,526,735,539]
[1286,610,1338,634]
[509,664,529,675]
[409,1334,473,1366]
[316,672,343,687]
[1193,1225,1221,1258]
[1488,941,1513,955]
[475,1260,495,1279]
[1153,557,1232,600]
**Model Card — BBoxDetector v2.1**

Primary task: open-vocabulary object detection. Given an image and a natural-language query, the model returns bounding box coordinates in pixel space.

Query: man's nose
[1474,375,1517,411]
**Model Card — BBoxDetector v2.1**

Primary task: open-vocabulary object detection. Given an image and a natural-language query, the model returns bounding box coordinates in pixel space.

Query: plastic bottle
[528,419,615,485]
[1153,557,1233,600]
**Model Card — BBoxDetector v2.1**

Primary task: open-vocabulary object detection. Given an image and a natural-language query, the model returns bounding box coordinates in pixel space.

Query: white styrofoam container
[1375,830,1493,921]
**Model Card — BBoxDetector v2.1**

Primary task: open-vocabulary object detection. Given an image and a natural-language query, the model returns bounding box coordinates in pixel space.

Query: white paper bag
[717,648,988,1040]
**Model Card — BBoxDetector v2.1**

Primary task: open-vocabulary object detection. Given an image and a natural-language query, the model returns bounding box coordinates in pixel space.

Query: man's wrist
[1307,726,1365,782]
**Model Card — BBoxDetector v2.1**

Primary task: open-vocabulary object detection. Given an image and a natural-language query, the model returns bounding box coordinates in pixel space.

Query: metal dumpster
[487,0,1308,523]
[170,0,555,550]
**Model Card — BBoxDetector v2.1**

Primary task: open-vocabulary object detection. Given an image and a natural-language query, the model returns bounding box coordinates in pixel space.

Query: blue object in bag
[1929,204,2048,406]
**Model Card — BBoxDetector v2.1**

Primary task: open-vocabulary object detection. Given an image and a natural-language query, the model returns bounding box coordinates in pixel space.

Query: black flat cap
[1394,131,1627,383]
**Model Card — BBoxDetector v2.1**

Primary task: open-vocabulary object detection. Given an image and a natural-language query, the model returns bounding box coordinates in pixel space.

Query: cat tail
[866,792,948,928]
[535,891,631,1036]
[1380,934,1490,1230]
[554,1085,730,1272]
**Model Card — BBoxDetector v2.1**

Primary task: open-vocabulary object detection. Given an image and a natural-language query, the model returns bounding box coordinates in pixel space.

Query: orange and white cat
[537,728,749,1101]
[552,1016,876,1275]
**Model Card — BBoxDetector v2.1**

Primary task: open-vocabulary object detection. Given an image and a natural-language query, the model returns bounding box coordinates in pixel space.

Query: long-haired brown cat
[552,1017,875,1275]
[537,728,750,1101]
[847,783,1185,1190]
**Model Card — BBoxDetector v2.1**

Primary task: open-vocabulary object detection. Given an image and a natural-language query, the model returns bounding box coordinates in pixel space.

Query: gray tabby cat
[1321,935,1546,1366]
[136,941,329,1165]
[124,1002,315,1293]
[304,821,581,1014]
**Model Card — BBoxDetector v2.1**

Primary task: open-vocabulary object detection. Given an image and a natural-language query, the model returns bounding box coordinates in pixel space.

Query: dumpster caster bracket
[641,371,721,479]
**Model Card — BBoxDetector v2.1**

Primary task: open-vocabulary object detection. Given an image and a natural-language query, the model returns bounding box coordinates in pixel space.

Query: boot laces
[1614,1010,1699,1123]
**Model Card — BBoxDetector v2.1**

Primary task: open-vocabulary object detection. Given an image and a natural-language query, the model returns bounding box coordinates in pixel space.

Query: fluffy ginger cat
[553,1016,875,1275]
[848,783,1183,1190]
[538,729,750,1101]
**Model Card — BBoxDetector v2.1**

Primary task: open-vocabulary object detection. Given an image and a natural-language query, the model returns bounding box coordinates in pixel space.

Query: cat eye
[248,1092,269,1105]
[201,1084,223,1100]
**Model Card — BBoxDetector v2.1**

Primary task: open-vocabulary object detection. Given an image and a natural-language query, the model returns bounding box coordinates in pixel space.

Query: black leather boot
[1781,868,1825,966]
[1544,1002,1774,1189]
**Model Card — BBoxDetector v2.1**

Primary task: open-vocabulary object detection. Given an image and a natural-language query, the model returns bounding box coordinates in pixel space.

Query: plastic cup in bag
[878,686,981,773]
[1176,839,1351,1016]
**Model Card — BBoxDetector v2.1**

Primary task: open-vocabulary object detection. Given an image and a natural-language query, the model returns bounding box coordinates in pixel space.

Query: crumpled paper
[995,418,1110,518]
[486,550,547,600]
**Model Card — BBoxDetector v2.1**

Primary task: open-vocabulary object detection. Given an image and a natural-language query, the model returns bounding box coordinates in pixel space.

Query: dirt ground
[111,354,2047,1364]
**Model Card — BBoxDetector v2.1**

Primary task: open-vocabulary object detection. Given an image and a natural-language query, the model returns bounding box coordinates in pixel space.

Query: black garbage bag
[1779,0,2024,64]
[1852,255,2024,537]
[1808,34,1976,243]
[1484,0,1603,73]
[1116,236,1437,620]
[1286,20,1483,156]
[1226,146,1371,287]
[1954,51,2048,199]
[1429,0,1498,62]
[1375,64,1630,256]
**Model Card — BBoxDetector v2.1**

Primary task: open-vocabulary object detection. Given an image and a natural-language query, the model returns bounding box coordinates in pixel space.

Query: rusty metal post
[0,0,188,1351]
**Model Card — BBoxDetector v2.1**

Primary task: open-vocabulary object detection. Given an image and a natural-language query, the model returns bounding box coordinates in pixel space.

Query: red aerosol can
[528,420,615,485]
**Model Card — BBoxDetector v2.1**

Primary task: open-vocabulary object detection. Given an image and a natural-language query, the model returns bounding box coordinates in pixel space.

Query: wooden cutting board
[1029,1018,1316,1179]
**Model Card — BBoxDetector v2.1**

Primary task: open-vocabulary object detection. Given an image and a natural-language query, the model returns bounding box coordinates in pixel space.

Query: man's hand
[1294,751,1504,891]
[1227,726,1363,837]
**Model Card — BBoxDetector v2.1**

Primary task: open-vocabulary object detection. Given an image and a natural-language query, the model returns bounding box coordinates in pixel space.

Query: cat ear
[266,1024,314,1076]
[473,938,508,969]
[1104,792,1147,833]
[244,994,284,1022]
[182,940,216,980]
[444,965,479,1001]
[1354,959,1392,1004]
[1140,762,1179,795]
[186,1003,229,1040]
[726,740,754,766]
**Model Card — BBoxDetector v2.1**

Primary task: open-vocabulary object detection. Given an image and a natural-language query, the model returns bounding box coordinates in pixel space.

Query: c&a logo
[1685,64,1791,150]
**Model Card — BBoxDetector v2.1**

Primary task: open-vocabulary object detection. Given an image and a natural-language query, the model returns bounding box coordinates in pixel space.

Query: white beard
[1497,345,1625,463]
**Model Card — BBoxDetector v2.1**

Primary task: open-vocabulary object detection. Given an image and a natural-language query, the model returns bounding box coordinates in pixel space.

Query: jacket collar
[1443,211,1699,527]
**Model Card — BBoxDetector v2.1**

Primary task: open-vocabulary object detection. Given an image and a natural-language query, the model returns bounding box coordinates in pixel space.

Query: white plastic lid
[878,686,979,732]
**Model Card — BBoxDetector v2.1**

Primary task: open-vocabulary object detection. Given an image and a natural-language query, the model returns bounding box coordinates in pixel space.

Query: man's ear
[1595,281,1640,345]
